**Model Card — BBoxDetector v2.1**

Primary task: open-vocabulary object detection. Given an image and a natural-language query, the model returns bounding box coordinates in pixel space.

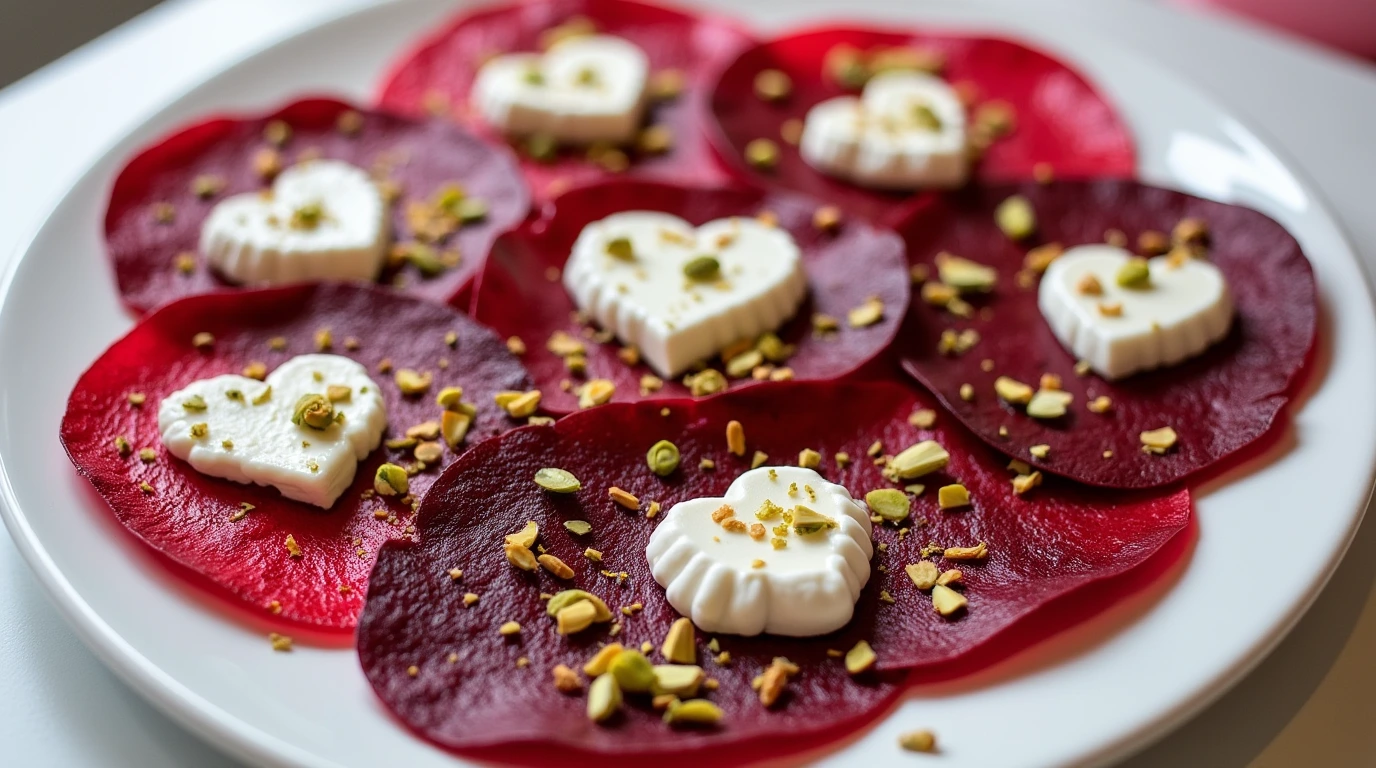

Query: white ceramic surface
[1,1,1373,767]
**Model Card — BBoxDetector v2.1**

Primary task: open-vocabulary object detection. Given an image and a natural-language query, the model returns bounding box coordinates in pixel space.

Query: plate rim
[1,1,1374,767]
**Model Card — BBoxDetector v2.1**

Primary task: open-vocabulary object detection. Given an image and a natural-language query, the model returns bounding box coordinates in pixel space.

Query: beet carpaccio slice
[375,0,755,205]
[896,180,1317,489]
[357,381,1189,764]
[708,27,1136,224]
[105,98,529,314]
[472,179,908,413]
[61,283,530,631]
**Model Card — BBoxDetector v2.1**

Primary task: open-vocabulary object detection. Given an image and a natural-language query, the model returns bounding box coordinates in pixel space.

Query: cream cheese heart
[645,466,873,637]
[800,71,968,190]
[200,160,389,286]
[1039,244,1235,379]
[157,354,387,508]
[471,35,649,145]
[562,211,808,378]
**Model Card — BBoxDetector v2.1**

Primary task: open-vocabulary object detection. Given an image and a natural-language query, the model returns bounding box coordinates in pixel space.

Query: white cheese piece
[799,71,968,190]
[1039,244,1235,379]
[471,35,649,145]
[157,354,386,508]
[562,211,807,379]
[645,466,873,637]
[200,160,389,285]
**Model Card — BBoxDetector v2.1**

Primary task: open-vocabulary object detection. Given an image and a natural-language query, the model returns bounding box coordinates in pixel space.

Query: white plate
[1,1,1372,766]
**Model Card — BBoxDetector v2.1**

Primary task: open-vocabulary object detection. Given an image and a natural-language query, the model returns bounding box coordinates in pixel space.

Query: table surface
[2,1,1375,765]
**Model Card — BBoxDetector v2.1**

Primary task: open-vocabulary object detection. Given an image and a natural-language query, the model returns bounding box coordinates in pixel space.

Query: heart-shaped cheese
[471,35,649,145]
[1039,244,1235,379]
[200,160,389,285]
[646,466,873,637]
[562,211,808,378]
[157,354,387,508]
[800,71,968,190]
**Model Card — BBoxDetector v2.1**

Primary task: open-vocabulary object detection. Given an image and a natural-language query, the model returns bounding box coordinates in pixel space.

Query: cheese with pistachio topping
[645,466,873,636]
[800,71,968,190]
[200,160,389,285]
[471,35,649,145]
[563,211,807,379]
[157,354,386,508]
[1039,244,1234,379]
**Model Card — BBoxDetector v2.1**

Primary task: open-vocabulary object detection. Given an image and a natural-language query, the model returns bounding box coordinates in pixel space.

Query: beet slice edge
[707,26,1137,224]
[375,0,757,206]
[357,380,1190,764]
[895,180,1318,489]
[60,282,531,631]
[471,178,909,412]
[105,97,529,314]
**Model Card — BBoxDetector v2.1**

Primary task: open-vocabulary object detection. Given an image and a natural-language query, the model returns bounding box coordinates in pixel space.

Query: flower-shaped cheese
[158,354,386,508]
[200,160,390,285]
[472,35,650,145]
[646,466,873,636]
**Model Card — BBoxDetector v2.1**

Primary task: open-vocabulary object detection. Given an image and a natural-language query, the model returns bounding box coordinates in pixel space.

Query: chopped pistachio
[899,729,938,753]
[744,138,780,170]
[959,383,975,401]
[651,664,705,698]
[583,644,625,677]
[726,419,746,456]
[1098,301,1124,317]
[798,448,822,469]
[291,393,334,430]
[932,584,968,617]
[1116,257,1152,288]
[182,394,208,411]
[138,448,156,463]
[686,369,726,396]
[943,541,988,561]
[538,553,575,579]
[534,467,581,494]
[935,252,998,292]
[865,489,910,523]
[753,68,792,102]
[663,698,723,726]
[646,439,681,476]
[937,569,963,587]
[504,521,539,550]
[844,640,877,674]
[682,254,721,282]
[937,484,970,510]
[553,520,591,539]
[1026,388,1073,419]
[662,617,696,664]
[1140,426,1179,453]
[374,463,409,496]
[847,297,885,328]
[725,349,763,379]
[995,195,1036,240]
[609,650,656,693]
[791,505,837,535]
[993,376,1034,404]
[751,450,768,469]
[394,369,432,396]
[906,560,939,590]
[1087,395,1113,414]
[587,673,622,723]
[578,379,615,409]
[609,487,640,510]
[889,440,950,479]
[1029,444,1050,459]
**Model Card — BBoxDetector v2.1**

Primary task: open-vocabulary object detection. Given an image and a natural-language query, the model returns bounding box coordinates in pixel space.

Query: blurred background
[0,0,160,87]
[0,0,1372,90]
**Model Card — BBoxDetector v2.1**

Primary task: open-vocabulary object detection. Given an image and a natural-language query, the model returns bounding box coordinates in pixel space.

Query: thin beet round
[376,0,756,205]
[709,27,1137,224]
[60,283,531,631]
[895,180,1317,489]
[472,179,908,412]
[357,381,1189,764]
[105,98,529,314]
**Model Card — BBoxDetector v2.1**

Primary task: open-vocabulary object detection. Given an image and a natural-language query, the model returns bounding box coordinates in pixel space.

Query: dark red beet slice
[895,180,1317,489]
[471,179,908,413]
[105,98,529,314]
[357,381,1188,764]
[708,27,1137,224]
[374,0,755,205]
[60,283,530,631]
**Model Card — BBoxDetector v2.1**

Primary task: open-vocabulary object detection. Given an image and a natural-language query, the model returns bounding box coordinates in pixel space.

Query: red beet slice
[105,98,529,314]
[357,381,1189,763]
[895,180,1318,489]
[375,0,755,205]
[471,179,908,412]
[60,283,531,631]
[708,27,1137,224]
